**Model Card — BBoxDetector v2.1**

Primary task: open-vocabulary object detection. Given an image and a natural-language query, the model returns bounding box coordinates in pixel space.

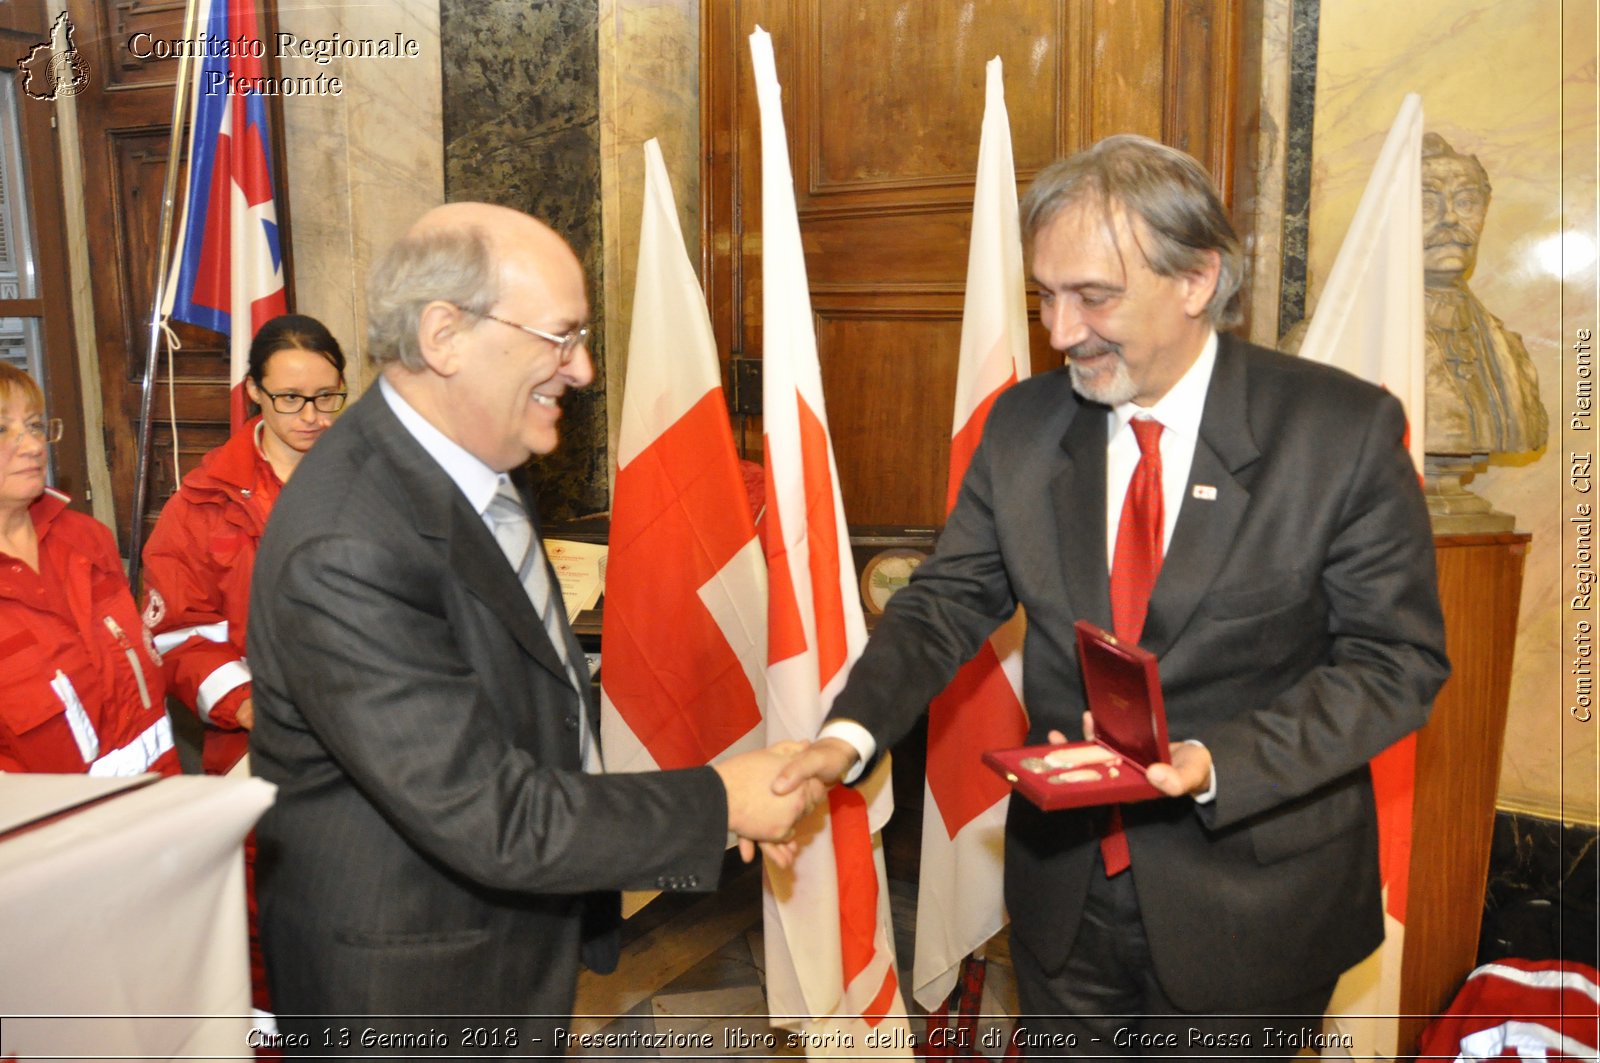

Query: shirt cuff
[1184,739,1217,804]
[817,720,876,784]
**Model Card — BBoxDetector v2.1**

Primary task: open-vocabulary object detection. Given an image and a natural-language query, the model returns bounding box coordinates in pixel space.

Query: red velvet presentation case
[981,620,1171,810]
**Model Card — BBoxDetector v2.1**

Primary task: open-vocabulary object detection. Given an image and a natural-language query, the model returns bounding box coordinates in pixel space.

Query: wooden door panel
[816,311,962,526]
[69,0,286,546]
[810,0,1063,193]
[1082,0,1168,144]
[91,0,191,90]
[804,211,972,293]
[706,0,1238,527]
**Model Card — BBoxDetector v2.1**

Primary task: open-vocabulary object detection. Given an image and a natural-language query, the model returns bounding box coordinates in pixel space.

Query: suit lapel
[1051,398,1114,631]
[357,389,572,683]
[1142,337,1261,658]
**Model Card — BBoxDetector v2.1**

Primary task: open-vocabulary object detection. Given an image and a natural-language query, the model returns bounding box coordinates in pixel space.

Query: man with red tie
[777,135,1448,1057]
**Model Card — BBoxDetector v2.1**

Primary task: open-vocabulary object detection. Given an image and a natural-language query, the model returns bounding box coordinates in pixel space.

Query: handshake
[711,738,861,868]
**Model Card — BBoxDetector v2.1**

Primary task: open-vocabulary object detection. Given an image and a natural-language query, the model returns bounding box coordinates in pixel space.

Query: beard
[1066,339,1136,406]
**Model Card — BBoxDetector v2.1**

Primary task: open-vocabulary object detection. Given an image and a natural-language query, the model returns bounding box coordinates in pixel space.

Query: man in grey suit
[777,136,1449,1057]
[249,203,813,1054]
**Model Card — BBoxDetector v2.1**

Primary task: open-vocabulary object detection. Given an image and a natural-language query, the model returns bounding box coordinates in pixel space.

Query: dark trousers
[1009,853,1336,1060]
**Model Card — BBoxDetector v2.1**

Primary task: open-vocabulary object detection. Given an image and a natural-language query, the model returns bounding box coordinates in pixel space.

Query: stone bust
[1422,132,1547,456]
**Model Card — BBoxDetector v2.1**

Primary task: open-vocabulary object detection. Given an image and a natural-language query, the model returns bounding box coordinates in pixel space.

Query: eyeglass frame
[458,305,591,366]
[0,416,64,452]
[255,388,349,415]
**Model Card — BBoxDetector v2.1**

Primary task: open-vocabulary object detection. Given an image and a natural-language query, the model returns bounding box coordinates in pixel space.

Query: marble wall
[441,0,608,521]
[1235,0,1294,348]
[597,0,701,493]
[1303,0,1598,822]
[279,0,445,398]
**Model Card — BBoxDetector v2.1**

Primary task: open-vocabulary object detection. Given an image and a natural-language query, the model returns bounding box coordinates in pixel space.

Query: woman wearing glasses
[143,313,349,776]
[0,363,178,776]
[141,312,350,778]
[141,314,347,1018]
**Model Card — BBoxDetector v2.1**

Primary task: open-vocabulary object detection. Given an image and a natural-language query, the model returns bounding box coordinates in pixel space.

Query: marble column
[441,0,607,522]
[279,0,445,400]
[598,0,701,499]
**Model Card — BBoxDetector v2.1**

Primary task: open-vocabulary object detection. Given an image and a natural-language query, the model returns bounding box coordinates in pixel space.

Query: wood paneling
[0,0,89,503]
[98,0,191,89]
[1400,533,1530,1055]
[810,1,1061,190]
[67,0,288,545]
[816,310,963,525]
[705,0,1239,526]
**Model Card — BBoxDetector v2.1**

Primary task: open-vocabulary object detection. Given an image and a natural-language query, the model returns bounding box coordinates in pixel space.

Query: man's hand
[714,742,824,869]
[1147,742,1212,798]
[236,698,254,730]
[772,737,860,798]
[1052,718,1213,798]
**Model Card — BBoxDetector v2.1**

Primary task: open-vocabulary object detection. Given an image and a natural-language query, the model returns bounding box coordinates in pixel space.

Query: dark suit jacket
[832,335,1449,1011]
[248,387,728,1051]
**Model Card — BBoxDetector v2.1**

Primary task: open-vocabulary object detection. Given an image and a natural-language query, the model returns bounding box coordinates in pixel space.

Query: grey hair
[366,224,499,371]
[1020,134,1243,330]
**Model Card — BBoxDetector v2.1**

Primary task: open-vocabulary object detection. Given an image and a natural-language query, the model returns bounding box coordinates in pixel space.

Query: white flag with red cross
[750,26,913,1056]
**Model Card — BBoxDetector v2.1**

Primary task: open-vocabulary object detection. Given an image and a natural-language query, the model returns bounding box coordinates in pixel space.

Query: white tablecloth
[0,774,275,1061]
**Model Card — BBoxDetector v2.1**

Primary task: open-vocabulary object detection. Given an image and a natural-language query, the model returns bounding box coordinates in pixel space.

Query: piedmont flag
[750,28,912,1056]
[600,138,767,775]
[913,56,1031,1014]
[1297,92,1425,1061]
[161,0,287,431]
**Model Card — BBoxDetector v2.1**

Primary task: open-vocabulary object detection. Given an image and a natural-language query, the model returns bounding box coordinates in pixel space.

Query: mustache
[1425,227,1477,249]
[1067,339,1123,362]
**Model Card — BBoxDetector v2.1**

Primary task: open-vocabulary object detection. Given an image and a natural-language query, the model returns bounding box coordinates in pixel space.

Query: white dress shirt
[380,376,507,531]
[1104,331,1217,570]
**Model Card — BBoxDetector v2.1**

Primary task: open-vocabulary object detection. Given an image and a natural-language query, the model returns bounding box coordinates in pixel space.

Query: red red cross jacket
[0,489,177,776]
[141,420,281,775]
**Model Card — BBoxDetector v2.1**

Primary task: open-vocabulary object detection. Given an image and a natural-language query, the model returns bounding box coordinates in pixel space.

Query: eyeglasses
[0,417,63,453]
[257,388,348,415]
[469,308,591,366]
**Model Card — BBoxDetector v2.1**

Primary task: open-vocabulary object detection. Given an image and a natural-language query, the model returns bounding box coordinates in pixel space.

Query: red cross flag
[914,55,1032,1014]
[600,138,767,775]
[750,26,913,1056]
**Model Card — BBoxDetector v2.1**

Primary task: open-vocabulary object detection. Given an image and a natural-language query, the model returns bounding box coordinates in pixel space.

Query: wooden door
[704,0,1239,527]
[1,0,88,503]
[66,0,289,547]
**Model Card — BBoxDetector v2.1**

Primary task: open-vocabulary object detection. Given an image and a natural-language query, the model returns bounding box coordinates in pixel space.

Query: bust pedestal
[1424,454,1516,534]
[1399,531,1528,1055]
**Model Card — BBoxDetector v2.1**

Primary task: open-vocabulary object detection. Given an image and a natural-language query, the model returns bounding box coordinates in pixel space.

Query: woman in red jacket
[0,363,177,777]
[142,314,347,775]
[142,315,345,1020]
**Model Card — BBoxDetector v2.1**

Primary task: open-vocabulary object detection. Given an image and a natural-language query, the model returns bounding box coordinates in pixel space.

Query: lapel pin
[1192,484,1218,501]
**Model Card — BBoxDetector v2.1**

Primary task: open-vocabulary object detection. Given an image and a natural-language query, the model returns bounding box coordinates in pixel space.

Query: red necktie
[1102,417,1164,876]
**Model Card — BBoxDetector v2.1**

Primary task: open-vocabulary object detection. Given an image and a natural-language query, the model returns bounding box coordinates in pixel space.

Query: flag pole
[127,0,202,586]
